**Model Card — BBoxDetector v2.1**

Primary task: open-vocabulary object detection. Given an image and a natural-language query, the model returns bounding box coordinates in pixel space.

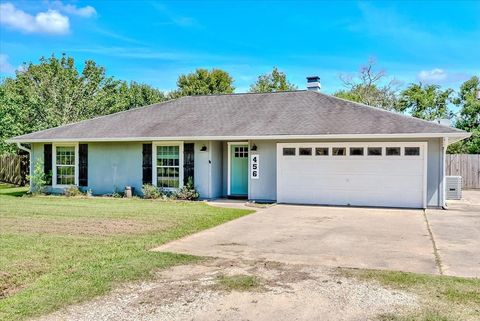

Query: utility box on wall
[445,176,462,200]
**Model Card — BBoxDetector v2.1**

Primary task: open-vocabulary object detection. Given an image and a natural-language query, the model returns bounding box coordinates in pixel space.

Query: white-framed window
[404,147,420,156]
[283,147,296,156]
[153,142,184,190]
[315,147,329,156]
[53,143,79,187]
[299,147,312,156]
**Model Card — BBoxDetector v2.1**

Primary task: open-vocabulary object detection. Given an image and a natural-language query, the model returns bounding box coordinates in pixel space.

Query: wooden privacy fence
[0,154,29,186]
[446,154,480,189]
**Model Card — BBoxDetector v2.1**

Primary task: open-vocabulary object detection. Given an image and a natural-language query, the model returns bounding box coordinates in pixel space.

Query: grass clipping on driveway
[216,274,262,292]
[340,268,480,321]
[0,184,253,321]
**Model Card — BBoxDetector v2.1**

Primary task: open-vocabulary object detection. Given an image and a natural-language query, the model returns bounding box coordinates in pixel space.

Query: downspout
[17,142,31,154]
[441,137,448,209]
[208,141,212,199]
[16,142,32,188]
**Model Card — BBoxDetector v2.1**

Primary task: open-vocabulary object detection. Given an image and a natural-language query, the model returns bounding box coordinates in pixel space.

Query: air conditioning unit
[445,176,462,200]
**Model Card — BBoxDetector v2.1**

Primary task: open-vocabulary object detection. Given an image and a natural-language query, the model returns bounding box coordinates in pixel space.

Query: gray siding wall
[222,141,228,197]
[192,140,210,198]
[248,140,277,201]
[426,138,443,207]
[246,138,444,207]
[31,142,143,195]
[210,141,224,198]
[87,142,143,195]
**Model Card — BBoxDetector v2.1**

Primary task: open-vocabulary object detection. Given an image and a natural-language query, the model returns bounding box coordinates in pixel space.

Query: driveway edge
[422,210,444,275]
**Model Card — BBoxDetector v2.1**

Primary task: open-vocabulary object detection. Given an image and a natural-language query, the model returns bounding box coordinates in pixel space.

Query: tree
[396,83,454,121]
[334,58,400,110]
[0,54,165,154]
[448,76,480,154]
[249,67,297,93]
[169,68,234,98]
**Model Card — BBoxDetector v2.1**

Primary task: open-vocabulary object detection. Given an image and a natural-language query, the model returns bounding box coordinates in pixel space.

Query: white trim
[8,132,471,144]
[52,142,79,188]
[422,141,428,209]
[227,142,248,196]
[152,141,184,191]
[440,137,448,208]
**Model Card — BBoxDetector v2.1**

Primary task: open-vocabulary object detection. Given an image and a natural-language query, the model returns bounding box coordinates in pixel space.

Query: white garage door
[277,142,427,208]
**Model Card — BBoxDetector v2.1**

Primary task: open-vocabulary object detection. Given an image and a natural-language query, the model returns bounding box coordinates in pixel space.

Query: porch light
[200,145,207,152]
[251,144,257,151]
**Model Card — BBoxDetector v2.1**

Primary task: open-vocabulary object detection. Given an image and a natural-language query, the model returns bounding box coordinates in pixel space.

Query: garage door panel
[277,142,426,208]
[278,189,422,207]
[280,159,421,175]
[286,173,423,189]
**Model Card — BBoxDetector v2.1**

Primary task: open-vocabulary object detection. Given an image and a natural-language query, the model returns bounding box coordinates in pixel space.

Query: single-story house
[9,78,470,209]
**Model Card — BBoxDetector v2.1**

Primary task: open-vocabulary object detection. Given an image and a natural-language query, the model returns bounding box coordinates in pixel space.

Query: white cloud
[0,2,69,35]
[52,1,97,18]
[418,68,447,82]
[0,54,15,74]
[417,68,471,84]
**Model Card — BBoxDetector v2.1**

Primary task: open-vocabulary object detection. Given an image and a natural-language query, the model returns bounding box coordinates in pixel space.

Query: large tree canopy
[249,67,297,93]
[0,54,165,154]
[334,59,399,110]
[169,68,235,98]
[396,83,454,121]
[448,76,480,153]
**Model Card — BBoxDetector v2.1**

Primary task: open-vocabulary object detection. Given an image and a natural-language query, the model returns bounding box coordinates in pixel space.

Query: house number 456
[251,154,259,179]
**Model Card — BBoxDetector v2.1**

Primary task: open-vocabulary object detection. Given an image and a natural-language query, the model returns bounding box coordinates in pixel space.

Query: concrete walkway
[426,190,480,278]
[155,191,480,277]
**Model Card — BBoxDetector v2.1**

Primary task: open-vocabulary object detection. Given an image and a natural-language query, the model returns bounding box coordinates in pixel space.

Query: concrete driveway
[426,190,480,277]
[155,191,480,277]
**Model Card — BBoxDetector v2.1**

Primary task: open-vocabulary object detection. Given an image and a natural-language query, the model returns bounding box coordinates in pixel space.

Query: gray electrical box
[445,176,462,200]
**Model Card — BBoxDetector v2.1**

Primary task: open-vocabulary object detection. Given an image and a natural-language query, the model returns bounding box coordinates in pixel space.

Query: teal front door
[230,144,248,196]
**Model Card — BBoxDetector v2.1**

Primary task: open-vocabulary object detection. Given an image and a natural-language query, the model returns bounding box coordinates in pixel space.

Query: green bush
[27,160,47,195]
[64,186,83,197]
[141,184,162,199]
[173,177,200,201]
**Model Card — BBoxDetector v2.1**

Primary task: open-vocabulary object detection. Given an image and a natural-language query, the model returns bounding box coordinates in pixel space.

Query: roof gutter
[16,142,31,153]
[7,132,471,144]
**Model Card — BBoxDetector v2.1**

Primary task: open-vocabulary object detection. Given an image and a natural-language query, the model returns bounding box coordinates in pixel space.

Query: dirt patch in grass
[0,217,171,236]
[339,268,480,321]
[0,271,23,299]
[216,274,262,291]
[36,258,417,321]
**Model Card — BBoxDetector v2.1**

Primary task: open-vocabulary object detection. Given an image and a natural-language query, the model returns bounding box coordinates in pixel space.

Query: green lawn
[0,184,253,320]
[341,268,480,321]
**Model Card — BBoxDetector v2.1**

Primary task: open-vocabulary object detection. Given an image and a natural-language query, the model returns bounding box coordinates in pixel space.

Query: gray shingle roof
[11,90,464,142]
